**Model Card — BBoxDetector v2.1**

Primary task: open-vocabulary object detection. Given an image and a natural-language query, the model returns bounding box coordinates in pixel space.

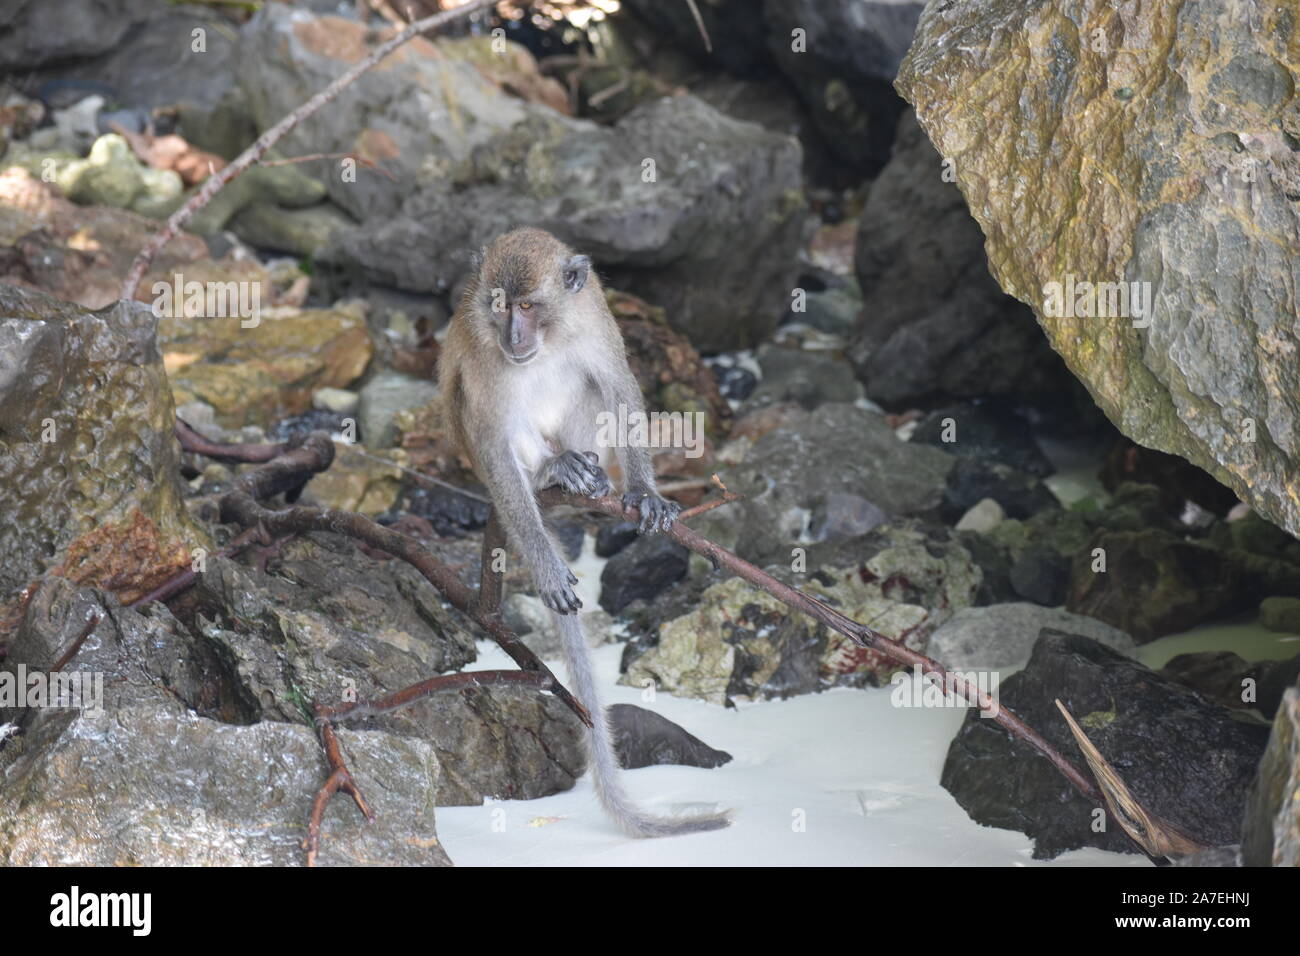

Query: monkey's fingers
[588,472,614,499]
[656,499,681,532]
[541,582,582,614]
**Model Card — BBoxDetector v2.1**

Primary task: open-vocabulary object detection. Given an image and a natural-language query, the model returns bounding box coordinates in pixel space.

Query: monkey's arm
[598,361,680,534]
[479,440,583,613]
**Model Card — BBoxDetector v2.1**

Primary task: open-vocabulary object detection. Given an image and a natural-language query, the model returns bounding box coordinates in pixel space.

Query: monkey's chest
[508,361,598,473]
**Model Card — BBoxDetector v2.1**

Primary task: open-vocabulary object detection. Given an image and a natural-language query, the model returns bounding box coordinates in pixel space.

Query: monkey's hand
[622,486,681,535]
[536,562,582,615]
[540,450,613,499]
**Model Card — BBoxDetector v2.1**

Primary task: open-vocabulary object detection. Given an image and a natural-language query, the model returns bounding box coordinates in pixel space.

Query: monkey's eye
[517,301,533,311]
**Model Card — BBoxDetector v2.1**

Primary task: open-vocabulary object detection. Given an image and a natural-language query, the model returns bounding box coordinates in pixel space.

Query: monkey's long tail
[554,611,731,837]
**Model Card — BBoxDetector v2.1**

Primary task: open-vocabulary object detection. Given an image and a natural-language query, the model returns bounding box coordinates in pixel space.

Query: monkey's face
[481,247,591,367]
[485,289,546,365]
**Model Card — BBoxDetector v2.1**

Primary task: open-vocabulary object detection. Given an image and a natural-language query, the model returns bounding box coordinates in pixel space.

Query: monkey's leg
[481,445,583,613]
[536,449,613,499]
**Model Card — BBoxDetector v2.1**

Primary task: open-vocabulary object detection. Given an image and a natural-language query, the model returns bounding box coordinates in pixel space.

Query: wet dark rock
[400,483,492,537]
[1260,596,1300,634]
[1067,528,1300,642]
[764,0,923,173]
[942,632,1271,859]
[1208,512,1300,566]
[1100,439,1241,520]
[609,704,732,770]
[940,458,1060,524]
[1242,685,1300,866]
[599,534,690,615]
[743,344,864,411]
[955,530,1018,606]
[1161,652,1254,710]
[849,111,1083,409]
[1008,546,1071,607]
[1161,651,1300,720]
[706,356,758,404]
[911,403,1054,477]
[268,409,353,444]
[595,520,639,559]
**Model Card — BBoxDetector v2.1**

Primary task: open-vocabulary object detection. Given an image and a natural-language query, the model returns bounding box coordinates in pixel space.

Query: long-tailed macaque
[438,227,729,837]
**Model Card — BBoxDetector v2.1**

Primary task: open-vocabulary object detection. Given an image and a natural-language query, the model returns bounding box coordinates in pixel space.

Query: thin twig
[318,669,555,723]
[305,710,375,867]
[50,613,101,673]
[684,0,713,53]
[120,0,495,299]
[678,491,743,520]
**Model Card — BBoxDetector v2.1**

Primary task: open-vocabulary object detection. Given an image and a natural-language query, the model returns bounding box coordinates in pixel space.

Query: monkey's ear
[562,254,590,293]
[469,246,486,271]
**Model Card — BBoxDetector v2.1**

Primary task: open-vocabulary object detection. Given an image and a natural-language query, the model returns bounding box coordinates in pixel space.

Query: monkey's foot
[537,566,582,614]
[541,450,612,499]
[623,489,681,534]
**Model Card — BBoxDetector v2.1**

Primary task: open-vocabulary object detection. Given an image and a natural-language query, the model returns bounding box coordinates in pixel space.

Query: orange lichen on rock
[49,510,191,607]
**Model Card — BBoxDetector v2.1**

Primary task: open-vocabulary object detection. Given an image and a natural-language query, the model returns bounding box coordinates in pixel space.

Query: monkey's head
[471,227,591,367]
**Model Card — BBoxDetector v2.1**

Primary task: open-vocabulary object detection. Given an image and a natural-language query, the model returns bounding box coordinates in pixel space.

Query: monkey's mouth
[503,347,539,366]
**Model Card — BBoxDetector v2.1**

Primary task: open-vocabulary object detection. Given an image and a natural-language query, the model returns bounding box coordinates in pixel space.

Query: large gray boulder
[328,93,807,351]
[898,0,1300,537]
[236,6,807,350]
